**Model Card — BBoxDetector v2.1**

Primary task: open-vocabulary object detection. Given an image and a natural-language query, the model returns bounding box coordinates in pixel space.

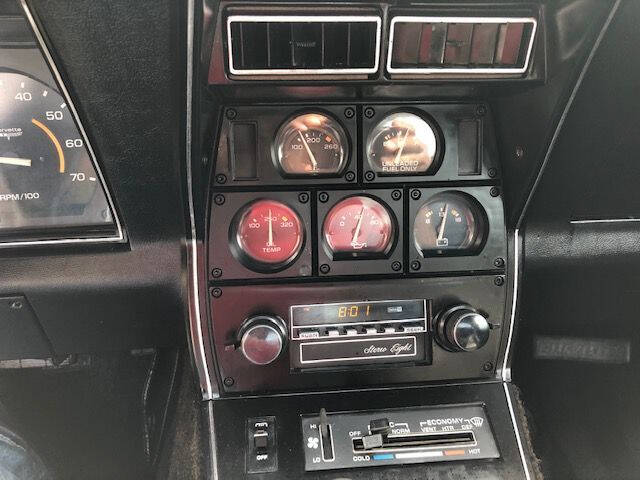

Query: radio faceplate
[210,276,505,394]
[290,299,430,369]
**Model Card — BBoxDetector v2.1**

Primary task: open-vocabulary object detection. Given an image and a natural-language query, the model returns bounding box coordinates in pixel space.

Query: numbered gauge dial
[231,199,304,272]
[0,72,115,237]
[274,113,348,176]
[323,196,395,259]
[366,112,441,175]
[413,192,486,257]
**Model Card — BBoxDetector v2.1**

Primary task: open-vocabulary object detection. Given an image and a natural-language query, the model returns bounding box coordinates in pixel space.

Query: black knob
[238,315,287,365]
[435,305,490,352]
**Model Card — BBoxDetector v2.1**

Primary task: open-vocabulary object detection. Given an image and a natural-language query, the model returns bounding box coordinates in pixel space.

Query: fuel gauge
[413,192,486,257]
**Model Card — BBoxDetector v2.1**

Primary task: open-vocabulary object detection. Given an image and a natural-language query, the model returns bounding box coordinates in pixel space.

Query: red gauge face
[323,196,395,259]
[233,199,304,271]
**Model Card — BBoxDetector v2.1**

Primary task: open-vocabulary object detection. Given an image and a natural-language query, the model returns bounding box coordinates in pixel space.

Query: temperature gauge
[413,192,486,257]
[273,112,348,176]
[322,196,395,260]
[231,199,304,272]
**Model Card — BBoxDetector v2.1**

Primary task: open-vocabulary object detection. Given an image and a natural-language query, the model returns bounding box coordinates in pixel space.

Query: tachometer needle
[0,157,32,167]
[267,209,274,247]
[297,129,318,170]
[351,207,366,246]
[394,128,411,165]
[437,204,449,242]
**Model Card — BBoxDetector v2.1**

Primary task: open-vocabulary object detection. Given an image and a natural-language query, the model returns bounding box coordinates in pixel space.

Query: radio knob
[436,305,490,352]
[238,315,287,365]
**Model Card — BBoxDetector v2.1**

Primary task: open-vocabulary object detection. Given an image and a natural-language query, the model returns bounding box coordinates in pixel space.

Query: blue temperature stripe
[372,454,394,461]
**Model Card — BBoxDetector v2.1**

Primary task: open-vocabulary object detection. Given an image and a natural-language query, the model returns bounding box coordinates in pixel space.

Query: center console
[194,2,540,478]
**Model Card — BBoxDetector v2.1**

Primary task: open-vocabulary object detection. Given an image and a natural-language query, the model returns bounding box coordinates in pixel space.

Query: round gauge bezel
[365,109,445,177]
[413,191,488,258]
[321,194,398,261]
[228,198,306,273]
[271,110,351,179]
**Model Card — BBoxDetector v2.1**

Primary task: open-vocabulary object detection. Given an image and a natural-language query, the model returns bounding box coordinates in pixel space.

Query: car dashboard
[0,0,637,479]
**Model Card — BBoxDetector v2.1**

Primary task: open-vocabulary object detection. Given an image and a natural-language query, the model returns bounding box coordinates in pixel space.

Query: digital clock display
[291,299,425,327]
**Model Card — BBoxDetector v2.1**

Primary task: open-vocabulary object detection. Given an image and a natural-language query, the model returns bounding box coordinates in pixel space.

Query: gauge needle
[267,209,274,247]
[297,130,318,170]
[394,129,411,165]
[0,157,32,167]
[437,204,449,241]
[351,207,366,246]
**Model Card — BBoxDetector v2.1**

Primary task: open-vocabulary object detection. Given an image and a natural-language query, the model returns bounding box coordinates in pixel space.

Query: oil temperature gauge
[322,195,395,260]
[413,192,486,257]
[230,199,304,272]
[273,112,348,177]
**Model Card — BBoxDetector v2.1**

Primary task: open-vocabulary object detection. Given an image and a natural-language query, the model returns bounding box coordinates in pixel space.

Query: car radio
[289,299,430,369]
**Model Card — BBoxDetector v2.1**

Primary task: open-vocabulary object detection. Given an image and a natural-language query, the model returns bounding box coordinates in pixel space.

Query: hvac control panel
[301,403,499,471]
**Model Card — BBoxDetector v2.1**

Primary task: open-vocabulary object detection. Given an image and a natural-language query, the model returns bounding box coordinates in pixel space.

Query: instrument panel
[0,16,121,245]
[209,103,504,281]
[207,102,507,394]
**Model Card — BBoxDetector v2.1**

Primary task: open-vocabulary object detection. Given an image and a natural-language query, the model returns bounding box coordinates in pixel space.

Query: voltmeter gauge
[322,195,395,260]
[413,192,486,257]
[366,112,441,175]
[273,112,348,176]
[231,199,304,272]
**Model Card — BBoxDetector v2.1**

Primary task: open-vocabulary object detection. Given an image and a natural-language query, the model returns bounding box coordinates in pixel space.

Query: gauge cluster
[213,103,497,187]
[209,102,504,281]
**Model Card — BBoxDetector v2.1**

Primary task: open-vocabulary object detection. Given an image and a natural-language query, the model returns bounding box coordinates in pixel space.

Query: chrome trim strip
[501,228,520,382]
[206,401,219,480]
[186,0,214,400]
[14,0,125,247]
[570,218,640,224]
[387,16,537,75]
[227,15,382,76]
[503,382,532,480]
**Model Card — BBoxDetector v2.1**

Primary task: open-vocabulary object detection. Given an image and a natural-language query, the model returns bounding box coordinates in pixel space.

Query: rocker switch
[246,416,277,474]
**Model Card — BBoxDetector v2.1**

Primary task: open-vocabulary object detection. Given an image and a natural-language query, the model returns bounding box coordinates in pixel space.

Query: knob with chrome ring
[435,305,490,352]
[238,315,287,365]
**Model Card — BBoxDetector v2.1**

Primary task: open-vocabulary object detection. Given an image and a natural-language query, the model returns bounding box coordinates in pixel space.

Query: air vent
[227,15,381,76]
[388,17,537,76]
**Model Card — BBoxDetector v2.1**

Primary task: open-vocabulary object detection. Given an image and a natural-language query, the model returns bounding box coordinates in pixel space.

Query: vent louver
[227,15,381,76]
[388,17,537,76]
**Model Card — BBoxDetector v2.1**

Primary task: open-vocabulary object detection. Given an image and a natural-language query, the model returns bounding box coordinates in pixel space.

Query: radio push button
[299,330,320,339]
[345,328,358,336]
[327,329,340,337]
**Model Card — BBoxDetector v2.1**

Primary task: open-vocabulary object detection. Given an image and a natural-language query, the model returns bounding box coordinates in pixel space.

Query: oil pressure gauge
[366,112,441,176]
[413,192,486,257]
[273,112,348,177]
[322,195,395,260]
[230,199,305,272]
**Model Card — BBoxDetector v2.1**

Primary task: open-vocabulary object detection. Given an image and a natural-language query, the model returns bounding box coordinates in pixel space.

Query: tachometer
[0,72,116,239]
[273,112,348,176]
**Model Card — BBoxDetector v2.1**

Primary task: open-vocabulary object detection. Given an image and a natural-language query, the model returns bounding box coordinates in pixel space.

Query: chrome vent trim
[226,15,382,76]
[387,16,538,76]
